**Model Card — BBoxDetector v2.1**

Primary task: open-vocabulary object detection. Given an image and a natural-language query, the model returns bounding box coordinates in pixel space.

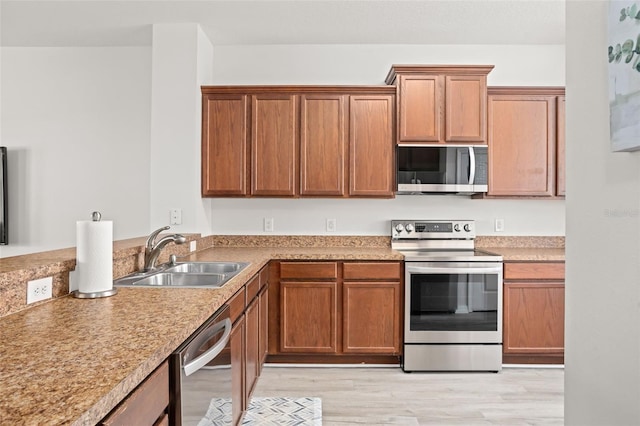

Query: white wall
[565,1,640,424]
[0,47,151,257]
[149,24,214,236]
[0,42,566,257]
[208,44,566,236]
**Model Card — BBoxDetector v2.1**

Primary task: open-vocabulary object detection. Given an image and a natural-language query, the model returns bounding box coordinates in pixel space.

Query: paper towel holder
[72,211,118,299]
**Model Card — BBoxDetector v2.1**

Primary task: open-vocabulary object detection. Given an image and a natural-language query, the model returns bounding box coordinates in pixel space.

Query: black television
[1,147,7,245]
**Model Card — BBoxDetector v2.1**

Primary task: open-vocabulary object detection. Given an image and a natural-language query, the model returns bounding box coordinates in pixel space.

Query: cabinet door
[230,316,245,425]
[398,75,442,142]
[251,94,298,196]
[349,95,395,197]
[202,94,249,196]
[488,95,557,196]
[258,284,269,371]
[343,282,401,354]
[280,282,338,353]
[556,96,566,196]
[445,75,487,143]
[245,299,259,400]
[300,94,347,196]
[503,282,565,355]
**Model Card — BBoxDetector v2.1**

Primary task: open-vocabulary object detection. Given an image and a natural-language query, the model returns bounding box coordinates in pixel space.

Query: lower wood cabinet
[243,266,269,410]
[227,264,270,424]
[343,281,401,354]
[280,281,338,353]
[100,361,169,426]
[503,261,565,364]
[230,314,245,426]
[269,261,402,363]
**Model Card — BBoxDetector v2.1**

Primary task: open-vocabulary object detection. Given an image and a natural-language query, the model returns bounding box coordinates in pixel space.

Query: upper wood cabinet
[385,65,494,144]
[556,96,566,196]
[487,87,565,197]
[201,94,249,196]
[201,86,395,198]
[251,94,298,196]
[299,94,347,196]
[349,95,395,197]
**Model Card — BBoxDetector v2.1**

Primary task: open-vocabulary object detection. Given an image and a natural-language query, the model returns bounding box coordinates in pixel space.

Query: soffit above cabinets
[1,0,565,47]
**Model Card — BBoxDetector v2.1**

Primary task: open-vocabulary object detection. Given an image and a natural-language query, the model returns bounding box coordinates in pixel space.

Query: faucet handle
[146,225,170,248]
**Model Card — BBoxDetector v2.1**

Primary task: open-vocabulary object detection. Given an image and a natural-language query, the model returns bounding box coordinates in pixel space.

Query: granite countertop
[0,245,401,425]
[476,236,565,262]
[0,236,562,425]
[480,247,565,262]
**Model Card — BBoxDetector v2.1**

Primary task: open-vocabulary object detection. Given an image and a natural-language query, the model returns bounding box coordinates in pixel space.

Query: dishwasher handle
[183,318,232,377]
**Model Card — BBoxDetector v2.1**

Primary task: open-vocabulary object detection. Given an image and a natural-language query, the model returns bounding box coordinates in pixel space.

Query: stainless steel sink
[165,261,248,274]
[133,272,227,287]
[113,261,249,289]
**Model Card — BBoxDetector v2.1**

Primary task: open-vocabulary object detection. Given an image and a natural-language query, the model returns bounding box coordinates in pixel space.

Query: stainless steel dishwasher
[170,305,233,425]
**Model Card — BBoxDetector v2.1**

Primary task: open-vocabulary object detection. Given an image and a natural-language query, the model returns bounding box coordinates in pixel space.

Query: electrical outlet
[27,277,53,304]
[495,218,505,232]
[170,208,182,225]
[326,218,337,232]
[189,240,197,252]
[264,217,274,232]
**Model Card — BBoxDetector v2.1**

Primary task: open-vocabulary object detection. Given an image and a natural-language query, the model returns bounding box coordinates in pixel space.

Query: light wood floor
[251,365,564,425]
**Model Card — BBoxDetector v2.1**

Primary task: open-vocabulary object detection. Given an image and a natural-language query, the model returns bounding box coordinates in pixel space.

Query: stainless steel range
[391,220,503,372]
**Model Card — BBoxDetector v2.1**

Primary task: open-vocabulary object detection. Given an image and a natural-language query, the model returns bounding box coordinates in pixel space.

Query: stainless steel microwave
[396,144,488,195]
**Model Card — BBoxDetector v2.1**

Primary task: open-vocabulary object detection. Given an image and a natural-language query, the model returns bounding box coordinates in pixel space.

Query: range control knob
[453,224,461,232]
[464,224,472,232]
[395,223,405,233]
[405,224,414,233]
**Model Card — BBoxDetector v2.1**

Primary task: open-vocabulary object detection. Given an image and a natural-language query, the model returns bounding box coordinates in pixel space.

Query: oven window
[410,273,498,332]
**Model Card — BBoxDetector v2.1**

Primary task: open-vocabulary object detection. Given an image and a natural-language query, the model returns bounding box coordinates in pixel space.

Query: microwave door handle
[183,318,232,377]
[468,146,476,185]
[407,265,502,275]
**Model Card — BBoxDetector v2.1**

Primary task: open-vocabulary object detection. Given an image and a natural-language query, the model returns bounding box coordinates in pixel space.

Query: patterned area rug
[198,396,322,426]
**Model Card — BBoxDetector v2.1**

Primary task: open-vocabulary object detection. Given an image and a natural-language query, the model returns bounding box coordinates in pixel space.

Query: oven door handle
[183,318,232,377]
[406,265,502,275]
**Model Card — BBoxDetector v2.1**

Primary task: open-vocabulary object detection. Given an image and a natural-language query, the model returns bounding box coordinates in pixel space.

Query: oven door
[405,262,503,344]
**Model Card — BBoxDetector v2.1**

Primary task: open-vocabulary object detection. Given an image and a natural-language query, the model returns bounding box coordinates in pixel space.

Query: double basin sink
[113,261,249,289]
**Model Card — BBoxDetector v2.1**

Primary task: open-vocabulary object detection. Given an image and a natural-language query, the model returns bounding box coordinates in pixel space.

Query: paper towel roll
[76,220,113,294]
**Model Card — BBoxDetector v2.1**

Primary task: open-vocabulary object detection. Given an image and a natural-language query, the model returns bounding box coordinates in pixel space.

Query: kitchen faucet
[144,225,187,271]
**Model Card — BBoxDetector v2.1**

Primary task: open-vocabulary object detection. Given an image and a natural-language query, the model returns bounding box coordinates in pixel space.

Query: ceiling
[1,0,565,47]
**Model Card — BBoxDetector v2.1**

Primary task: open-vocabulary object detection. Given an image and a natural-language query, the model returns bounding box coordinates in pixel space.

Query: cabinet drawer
[101,361,169,426]
[259,265,269,289]
[246,274,260,303]
[343,262,401,280]
[228,287,246,323]
[280,262,338,280]
[504,262,565,280]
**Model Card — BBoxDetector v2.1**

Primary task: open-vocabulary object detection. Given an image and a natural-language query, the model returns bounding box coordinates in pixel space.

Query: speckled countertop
[0,244,402,426]
[0,235,563,425]
[476,236,565,261]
